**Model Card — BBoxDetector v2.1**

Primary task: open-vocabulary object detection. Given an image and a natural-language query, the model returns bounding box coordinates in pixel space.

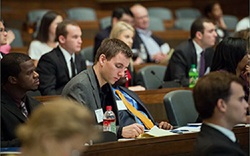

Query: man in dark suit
[193,72,248,156]
[1,53,40,147]
[63,38,147,139]
[37,20,86,95]
[164,18,217,86]
[93,6,134,61]
[131,4,171,64]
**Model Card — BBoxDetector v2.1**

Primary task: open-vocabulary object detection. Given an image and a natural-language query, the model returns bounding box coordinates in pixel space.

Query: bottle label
[189,76,198,88]
[103,119,116,134]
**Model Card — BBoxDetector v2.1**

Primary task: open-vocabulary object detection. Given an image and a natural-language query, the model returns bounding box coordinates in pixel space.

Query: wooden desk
[82,126,249,156]
[136,87,191,121]
[34,87,191,121]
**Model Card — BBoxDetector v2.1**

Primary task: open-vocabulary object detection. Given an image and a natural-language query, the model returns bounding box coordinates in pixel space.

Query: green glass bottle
[189,64,198,88]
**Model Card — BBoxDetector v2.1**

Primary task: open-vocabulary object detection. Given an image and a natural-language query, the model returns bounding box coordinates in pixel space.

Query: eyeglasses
[0,28,7,33]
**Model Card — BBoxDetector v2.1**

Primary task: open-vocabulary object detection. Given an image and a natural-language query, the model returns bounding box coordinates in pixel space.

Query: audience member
[93,6,134,60]
[211,37,250,103]
[164,18,217,86]
[16,98,98,156]
[1,53,40,147]
[110,21,145,91]
[63,38,146,139]
[193,72,248,156]
[204,1,229,41]
[235,16,250,32]
[36,20,86,95]
[112,77,173,131]
[0,20,15,58]
[130,4,171,64]
[28,11,63,66]
[234,28,250,40]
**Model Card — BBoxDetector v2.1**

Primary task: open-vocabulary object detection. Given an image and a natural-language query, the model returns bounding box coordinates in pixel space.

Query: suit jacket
[164,39,214,86]
[37,46,86,95]
[193,124,246,156]
[62,67,124,138]
[1,89,40,147]
[93,26,112,61]
[132,30,165,63]
[115,86,157,128]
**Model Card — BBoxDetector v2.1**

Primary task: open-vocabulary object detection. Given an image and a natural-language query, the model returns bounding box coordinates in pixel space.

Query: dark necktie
[70,57,76,77]
[20,101,28,118]
[199,51,205,77]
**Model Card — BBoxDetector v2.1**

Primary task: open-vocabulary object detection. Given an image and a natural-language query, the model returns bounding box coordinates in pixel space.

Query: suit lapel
[1,93,27,122]
[88,68,102,109]
[189,40,197,65]
[55,47,70,79]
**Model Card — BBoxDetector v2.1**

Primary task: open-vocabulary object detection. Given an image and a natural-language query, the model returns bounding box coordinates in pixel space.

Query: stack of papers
[138,126,177,138]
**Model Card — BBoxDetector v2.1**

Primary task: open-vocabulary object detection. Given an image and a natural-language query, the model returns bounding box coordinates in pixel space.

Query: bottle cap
[106,106,112,111]
[191,64,196,68]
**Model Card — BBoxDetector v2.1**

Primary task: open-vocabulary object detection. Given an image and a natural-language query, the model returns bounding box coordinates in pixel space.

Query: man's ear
[99,54,106,66]
[58,35,65,44]
[196,31,203,40]
[8,76,18,85]
[216,98,227,113]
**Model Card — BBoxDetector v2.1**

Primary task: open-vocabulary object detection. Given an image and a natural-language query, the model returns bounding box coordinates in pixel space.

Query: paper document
[138,126,177,138]
[174,124,201,133]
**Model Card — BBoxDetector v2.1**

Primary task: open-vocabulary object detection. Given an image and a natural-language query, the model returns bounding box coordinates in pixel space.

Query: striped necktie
[115,90,154,129]
[20,101,28,118]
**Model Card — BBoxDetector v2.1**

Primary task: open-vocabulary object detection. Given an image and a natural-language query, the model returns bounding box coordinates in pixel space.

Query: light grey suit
[62,67,123,138]
[62,67,102,111]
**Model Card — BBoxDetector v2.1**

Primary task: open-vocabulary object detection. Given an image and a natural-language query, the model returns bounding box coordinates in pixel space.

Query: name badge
[95,108,104,123]
[116,100,127,111]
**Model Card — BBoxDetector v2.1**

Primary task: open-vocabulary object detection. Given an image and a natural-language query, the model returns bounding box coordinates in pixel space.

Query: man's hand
[158,121,173,130]
[152,53,168,63]
[122,123,144,138]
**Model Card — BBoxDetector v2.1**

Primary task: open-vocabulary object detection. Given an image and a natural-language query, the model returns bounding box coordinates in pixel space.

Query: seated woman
[0,19,15,54]
[28,11,63,66]
[110,21,145,91]
[16,98,98,156]
[210,37,250,103]
[204,2,229,42]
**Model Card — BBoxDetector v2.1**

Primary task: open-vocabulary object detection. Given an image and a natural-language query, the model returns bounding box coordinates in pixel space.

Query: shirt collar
[59,45,75,62]
[192,40,204,55]
[205,123,236,142]
[136,28,152,36]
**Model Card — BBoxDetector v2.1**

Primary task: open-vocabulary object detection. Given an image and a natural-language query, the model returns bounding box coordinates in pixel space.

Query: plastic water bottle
[189,64,198,88]
[103,106,116,134]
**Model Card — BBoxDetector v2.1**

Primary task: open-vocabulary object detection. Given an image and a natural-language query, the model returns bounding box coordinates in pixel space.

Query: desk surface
[83,126,249,156]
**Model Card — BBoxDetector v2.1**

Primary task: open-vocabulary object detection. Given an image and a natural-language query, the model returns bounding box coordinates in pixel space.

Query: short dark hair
[190,17,213,39]
[211,37,247,74]
[36,11,61,42]
[55,19,79,42]
[94,38,133,64]
[1,53,31,85]
[112,6,134,20]
[193,71,244,119]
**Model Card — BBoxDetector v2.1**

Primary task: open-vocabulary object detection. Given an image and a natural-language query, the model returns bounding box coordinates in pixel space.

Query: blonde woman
[16,98,98,156]
[110,21,145,91]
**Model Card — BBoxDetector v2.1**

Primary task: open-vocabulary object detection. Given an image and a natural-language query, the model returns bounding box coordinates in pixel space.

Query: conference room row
[33,87,249,156]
